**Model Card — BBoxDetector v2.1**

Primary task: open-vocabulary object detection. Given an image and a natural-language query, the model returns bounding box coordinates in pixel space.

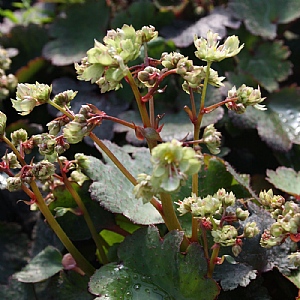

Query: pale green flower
[194,30,244,62]
[150,139,201,192]
[11,82,52,115]
[212,225,238,246]
[0,111,7,136]
[203,124,222,155]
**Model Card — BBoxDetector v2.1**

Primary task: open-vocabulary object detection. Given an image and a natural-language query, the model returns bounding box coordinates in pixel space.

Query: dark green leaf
[14,246,63,283]
[43,0,109,66]
[228,0,300,39]
[266,167,300,196]
[162,7,240,47]
[82,141,163,225]
[0,222,30,284]
[89,226,220,299]
[238,41,292,92]
[111,0,173,30]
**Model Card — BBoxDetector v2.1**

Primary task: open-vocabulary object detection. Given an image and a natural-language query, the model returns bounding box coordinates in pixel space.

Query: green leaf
[111,0,173,30]
[228,0,300,39]
[285,269,300,289]
[162,6,240,47]
[0,222,30,284]
[238,41,292,92]
[43,0,109,66]
[266,167,300,197]
[81,141,163,225]
[229,94,298,151]
[89,226,220,299]
[49,181,115,241]
[14,246,63,283]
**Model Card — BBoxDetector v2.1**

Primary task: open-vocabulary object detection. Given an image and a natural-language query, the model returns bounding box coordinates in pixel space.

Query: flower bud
[2,152,21,169]
[6,176,22,192]
[0,111,7,136]
[133,173,154,204]
[288,252,300,267]
[191,194,221,217]
[236,207,250,221]
[52,90,77,107]
[203,124,222,155]
[138,66,160,87]
[232,243,242,257]
[139,25,158,43]
[32,160,55,181]
[243,222,260,238]
[11,128,28,146]
[70,170,89,186]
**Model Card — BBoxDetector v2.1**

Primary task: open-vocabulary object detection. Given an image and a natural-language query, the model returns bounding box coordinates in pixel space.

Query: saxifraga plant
[1,25,299,298]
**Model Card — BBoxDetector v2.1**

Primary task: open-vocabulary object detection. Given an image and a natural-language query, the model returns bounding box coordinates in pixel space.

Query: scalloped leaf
[49,181,115,241]
[43,0,109,66]
[238,41,292,92]
[0,23,48,73]
[161,6,240,47]
[81,141,163,225]
[111,0,173,30]
[229,87,300,152]
[89,226,220,299]
[266,167,300,197]
[14,246,62,283]
[228,0,300,39]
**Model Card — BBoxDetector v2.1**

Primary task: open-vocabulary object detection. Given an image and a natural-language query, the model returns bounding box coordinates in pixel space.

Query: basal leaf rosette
[150,139,201,193]
[75,24,158,92]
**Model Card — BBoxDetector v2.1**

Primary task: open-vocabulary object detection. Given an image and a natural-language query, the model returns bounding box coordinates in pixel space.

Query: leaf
[0,222,30,285]
[49,272,94,300]
[81,141,164,225]
[228,0,300,39]
[285,269,300,289]
[161,6,240,47]
[238,41,292,92]
[14,246,63,283]
[49,181,115,241]
[214,261,257,291]
[89,226,220,299]
[43,0,109,66]
[111,0,173,30]
[229,102,295,152]
[15,57,47,83]
[0,24,48,73]
[266,167,300,197]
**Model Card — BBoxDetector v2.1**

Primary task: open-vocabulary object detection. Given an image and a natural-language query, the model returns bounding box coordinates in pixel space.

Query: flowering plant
[0,24,299,299]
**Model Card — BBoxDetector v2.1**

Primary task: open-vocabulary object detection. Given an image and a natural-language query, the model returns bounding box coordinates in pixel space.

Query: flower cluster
[161,52,225,94]
[227,84,266,113]
[0,47,18,101]
[63,105,102,144]
[75,25,158,92]
[11,82,52,115]
[260,199,300,249]
[176,188,259,256]
[194,30,244,62]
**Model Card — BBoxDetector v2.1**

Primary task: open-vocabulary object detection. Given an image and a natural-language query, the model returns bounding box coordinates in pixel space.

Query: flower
[133,173,155,204]
[11,82,52,115]
[150,139,201,192]
[194,30,244,62]
[227,84,266,113]
[203,124,222,155]
[0,111,7,136]
[212,225,238,246]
